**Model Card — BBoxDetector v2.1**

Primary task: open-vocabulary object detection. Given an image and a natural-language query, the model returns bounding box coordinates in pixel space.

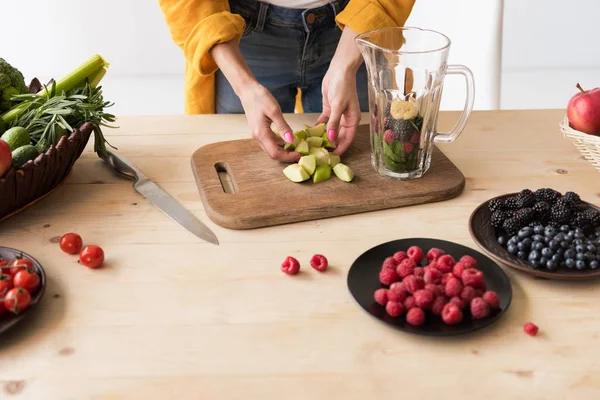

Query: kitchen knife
[102,150,219,245]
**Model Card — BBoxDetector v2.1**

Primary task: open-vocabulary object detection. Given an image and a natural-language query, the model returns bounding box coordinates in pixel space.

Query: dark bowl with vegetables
[0,55,115,221]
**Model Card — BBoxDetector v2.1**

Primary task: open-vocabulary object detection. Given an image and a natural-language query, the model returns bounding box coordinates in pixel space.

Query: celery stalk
[1,54,109,124]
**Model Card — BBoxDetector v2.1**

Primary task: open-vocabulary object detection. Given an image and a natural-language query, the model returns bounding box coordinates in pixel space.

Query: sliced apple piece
[321,133,336,149]
[295,139,310,155]
[333,163,354,182]
[294,130,308,140]
[328,153,341,168]
[306,136,323,148]
[309,147,329,166]
[283,164,310,182]
[305,123,326,137]
[283,137,300,150]
[298,155,316,175]
[312,164,332,183]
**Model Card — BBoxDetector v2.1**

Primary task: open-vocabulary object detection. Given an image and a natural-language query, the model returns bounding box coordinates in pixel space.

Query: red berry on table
[386,301,405,317]
[442,303,463,325]
[310,254,328,272]
[396,258,416,278]
[407,246,424,264]
[80,245,105,269]
[3,287,31,314]
[427,248,445,262]
[379,267,399,286]
[59,232,83,254]
[449,296,467,310]
[424,268,442,284]
[403,275,424,293]
[482,291,500,309]
[460,286,477,303]
[406,307,426,326]
[459,255,478,269]
[414,289,435,309]
[461,269,484,288]
[374,288,389,305]
[524,322,539,336]
[13,270,40,293]
[281,256,300,275]
[392,251,408,264]
[413,267,425,278]
[470,297,490,319]
[388,283,408,303]
[431,296,448,316]
[382,256,397,270]
[404,296,416,310]
[445,277,463,298]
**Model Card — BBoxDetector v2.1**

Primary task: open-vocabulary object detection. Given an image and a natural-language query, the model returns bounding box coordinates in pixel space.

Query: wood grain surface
[0,110,599,400]
[191,125,465,229]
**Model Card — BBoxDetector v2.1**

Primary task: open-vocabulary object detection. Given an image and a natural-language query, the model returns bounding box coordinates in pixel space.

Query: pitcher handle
[434,65,475,143]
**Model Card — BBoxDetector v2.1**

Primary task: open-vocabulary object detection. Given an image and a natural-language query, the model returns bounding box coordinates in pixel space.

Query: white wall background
[0,0,599,115]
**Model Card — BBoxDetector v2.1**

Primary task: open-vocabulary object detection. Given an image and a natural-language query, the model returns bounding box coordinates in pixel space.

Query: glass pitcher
[355,27,475,179]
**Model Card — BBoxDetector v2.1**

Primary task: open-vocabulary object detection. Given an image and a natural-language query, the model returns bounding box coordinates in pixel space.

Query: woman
[158,0,415,161]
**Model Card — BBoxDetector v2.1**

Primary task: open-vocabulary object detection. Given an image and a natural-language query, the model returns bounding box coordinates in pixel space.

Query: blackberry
[516,190,536,208]
[563,191,581,206]
[554,198,573,211]
[573,212,591,230]
[513,208,536,224]
[533,201,551,218]
[535,188,561,204]
[528,220,544,228]
[582,209,600,227]
[388,119,417,142]
[550,203,572,225]
[488,198,505,213]
[490,211,508,228]
[502,218,521,236]
[503,196,520,210]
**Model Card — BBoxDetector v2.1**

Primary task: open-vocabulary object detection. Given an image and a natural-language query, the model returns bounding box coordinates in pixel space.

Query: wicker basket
[559,115,600,172]
[0,122,94,221]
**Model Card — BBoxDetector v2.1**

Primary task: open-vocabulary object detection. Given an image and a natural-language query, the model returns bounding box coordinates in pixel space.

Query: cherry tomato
[0,258,8,274]
[13,270,40,293]
[4,287,31,314]
[79,245,104,268]
[8,258,34,277]
[59,232,83,254]
[0,275,13,296]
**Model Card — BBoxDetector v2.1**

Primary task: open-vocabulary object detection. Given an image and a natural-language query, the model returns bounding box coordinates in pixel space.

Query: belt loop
[255,2,268,32]
[330,0,341,16]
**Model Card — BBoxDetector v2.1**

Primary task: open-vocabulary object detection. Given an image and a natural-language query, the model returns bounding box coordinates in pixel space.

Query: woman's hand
[316,25,365,156]
[211,39,298,162]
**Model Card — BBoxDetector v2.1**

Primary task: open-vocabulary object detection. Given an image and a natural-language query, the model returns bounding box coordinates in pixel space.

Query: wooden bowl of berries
[0,247,46,335]
[469,188,600,280]
[347,238,512,336]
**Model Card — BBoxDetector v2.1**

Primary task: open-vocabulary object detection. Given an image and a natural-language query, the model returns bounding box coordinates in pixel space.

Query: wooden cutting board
[191,125,465,230]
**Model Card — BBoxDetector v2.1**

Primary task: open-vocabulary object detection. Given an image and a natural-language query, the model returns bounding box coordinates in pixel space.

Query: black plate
[469,193,600,281]
[347,238,512,336]
[0,247,46,335]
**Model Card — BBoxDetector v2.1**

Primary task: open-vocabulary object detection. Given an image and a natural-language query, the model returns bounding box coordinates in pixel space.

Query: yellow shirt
[157,0,416,114]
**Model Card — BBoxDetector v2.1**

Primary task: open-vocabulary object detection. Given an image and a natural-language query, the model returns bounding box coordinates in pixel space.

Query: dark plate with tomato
[0,247,46,335]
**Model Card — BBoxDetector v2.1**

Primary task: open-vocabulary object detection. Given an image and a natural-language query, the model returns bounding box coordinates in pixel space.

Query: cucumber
[0,119,5,136]
[1,127,30,151]
[11,145,39,168]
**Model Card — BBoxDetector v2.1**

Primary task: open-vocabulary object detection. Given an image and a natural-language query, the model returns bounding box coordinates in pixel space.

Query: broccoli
[0,58,28,112]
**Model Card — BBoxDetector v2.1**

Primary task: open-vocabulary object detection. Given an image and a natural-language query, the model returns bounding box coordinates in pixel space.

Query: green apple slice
[305,123,326,137]
[312,164,332,183]
[294,130,308,140]
[333,163,354,182]
[321,133,336,149]
[298,155,316,175]
[295,139,310,155]
[306,136,323,148]
[283,164,310,182]
[283,137,300,150]
[309,147,329,166]
[328,153,341,168]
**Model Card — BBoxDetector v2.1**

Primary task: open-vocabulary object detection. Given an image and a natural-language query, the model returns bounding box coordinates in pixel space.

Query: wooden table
[0,109,598,399]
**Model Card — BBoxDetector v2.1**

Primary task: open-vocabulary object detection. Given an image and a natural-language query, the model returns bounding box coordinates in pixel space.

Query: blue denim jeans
[215,0,369,113]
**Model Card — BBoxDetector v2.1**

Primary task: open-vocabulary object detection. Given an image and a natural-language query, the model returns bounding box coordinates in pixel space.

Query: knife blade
[102,150,219,245]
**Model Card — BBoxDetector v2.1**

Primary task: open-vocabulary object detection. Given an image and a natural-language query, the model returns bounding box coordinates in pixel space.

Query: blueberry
[508,236,519,246]
[575,232,585,240]
[529,260,540,269]
[596,231,600,237]
[541,248,553,258]
[591,260,599,269]
[528,250,540,261]
[548,240,559,250]
[576,253,586,261]
[555,233,566,242]
[567,231,576,241]
[560,240,569,249]
[517,241,529,251]
[507,244,518,254]
[566,259,576,269]
[587,244,597,253]
[576,245,585,253]
[576,228,584,235]
[518,228,533,239]
[533,242,544,251]
[574,239,585,245]
[586,252,597,262]
[576,260,586,270]
[551,254,562,263]
[540,257,549,265]
[517,251,527,260]
[560,225,570,232]
[534,225,545,234]
[545,227,557,237]
[522,238,532,247]
[497,236,507,246]
[556,248,565,257]
[546,260,558,270]
[532,234,544,242]
[565,249,576,259]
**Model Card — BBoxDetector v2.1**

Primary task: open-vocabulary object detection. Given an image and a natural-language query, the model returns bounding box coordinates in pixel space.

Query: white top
[264,0,331,9]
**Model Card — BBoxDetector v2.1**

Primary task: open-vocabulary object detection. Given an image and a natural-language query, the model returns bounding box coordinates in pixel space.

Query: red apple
[567,83,600,136]
[0,139,11,178]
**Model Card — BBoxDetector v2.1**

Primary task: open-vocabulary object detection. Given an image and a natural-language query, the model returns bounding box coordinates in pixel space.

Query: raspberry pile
[374,245,501,326]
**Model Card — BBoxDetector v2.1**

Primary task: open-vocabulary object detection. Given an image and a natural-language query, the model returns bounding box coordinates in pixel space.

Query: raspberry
[437,254,456,269]
[524,322,539,336]
[403,275,424,293]
[449,296,467,310]
[426,248,445,262]
[442,303,463,325]
[310,254,328,272]
[424,268,442,284]
[482,291,500,309]
[406,307,426,326]
[413,267,425,278]
[407,246,424,264]
[470,297,490,319]
[386,301,405,317]
[374,288,388,305]
[382,256,397,270]
[414,289,435,309]
[445,277,463,298]
[379,267,399,286]
[393,251,408,264]
[404,143,413,152]
[410,132,420,144]
[462,269,484,288]
[383,129,395,144]
[434,261,453,274]
[431,296,448,316]
[388,283,408,302]
[441,273,455,285]
[460,286,477,303]
[281,256,300,275]
[459,255,478,269]
[452,262,466,279]
[404,296,416,310]
[425,283,443,297]
[396,258,416,278]
[475,289,485,297]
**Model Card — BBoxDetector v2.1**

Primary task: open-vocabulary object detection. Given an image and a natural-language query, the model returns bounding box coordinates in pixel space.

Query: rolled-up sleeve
[335,0,416,34]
